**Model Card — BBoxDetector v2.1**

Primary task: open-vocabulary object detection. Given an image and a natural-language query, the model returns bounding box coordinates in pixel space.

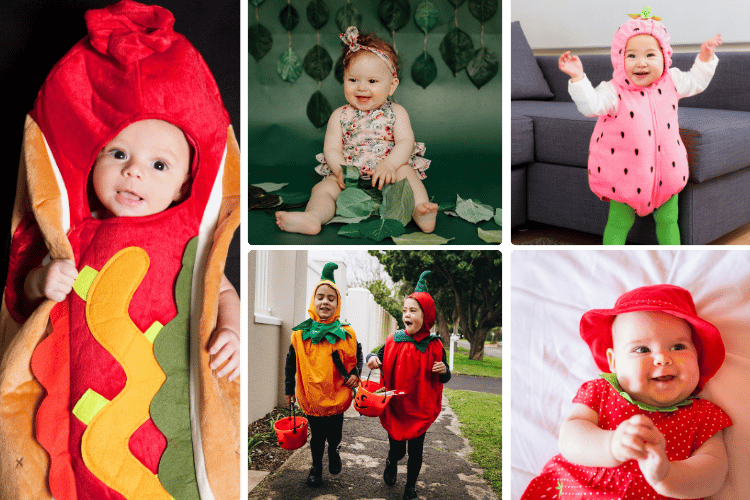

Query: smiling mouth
[652,375,675,382]
[116,190,143,204]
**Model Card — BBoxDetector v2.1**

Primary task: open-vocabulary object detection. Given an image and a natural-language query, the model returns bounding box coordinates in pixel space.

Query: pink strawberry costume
[567,17,718,217]
[521,285,732,500]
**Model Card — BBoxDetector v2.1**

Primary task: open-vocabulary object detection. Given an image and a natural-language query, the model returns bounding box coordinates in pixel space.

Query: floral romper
[315,100,430,180]
[521,377,732,500]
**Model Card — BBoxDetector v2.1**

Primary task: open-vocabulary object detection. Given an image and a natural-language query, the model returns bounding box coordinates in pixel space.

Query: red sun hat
[580,284,724,390]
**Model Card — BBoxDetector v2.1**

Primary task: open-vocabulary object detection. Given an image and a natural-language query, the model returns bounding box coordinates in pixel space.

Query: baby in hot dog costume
[284,262,362,487]
[0,1,240,499]
[367,271,451,500]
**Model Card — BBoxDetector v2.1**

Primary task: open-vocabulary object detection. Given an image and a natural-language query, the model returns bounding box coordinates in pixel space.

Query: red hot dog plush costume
[380,271,446,441]
[0,1,240,499]
[291,263,359,417]
[587,14,687,216]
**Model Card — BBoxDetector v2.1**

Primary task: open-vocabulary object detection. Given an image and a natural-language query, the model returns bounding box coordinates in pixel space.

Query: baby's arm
[371,103,416,190]
[24,259,78,303]
[559,403,625,467]
[672,34,721,99]
[208,275,240,381]
[641,430,728,498]
[559,51,585,83]
[323,107,347,190]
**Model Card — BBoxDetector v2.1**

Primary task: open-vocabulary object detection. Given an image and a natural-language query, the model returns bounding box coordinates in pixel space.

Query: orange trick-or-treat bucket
[274,408,308,450]
[354,379,397,417]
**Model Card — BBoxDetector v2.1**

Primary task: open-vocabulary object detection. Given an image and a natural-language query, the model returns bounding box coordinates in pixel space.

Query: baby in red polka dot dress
[521,285,732,499]
[559,8,722,245]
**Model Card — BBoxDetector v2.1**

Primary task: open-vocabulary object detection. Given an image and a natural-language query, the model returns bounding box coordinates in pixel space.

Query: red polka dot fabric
[520,378,732,499]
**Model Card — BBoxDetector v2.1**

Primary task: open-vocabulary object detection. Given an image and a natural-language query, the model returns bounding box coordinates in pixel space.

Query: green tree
[365,278,405,330]
[369,250,501,360]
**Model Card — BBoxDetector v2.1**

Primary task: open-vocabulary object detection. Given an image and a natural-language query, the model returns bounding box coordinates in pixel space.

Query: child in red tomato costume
[367,270,451,500]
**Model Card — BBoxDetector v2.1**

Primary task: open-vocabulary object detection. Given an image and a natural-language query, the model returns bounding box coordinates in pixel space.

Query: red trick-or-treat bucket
[354,379,393,417]
[273,413,308,450]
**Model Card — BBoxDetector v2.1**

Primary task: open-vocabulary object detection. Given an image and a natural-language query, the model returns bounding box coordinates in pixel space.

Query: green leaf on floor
[336,188,375,218]
[478,227,502,243]
[358,218,406,241]
[278,192,310,208]
[455,194,494,223]
[326,215,371,225]
[494,208,502,227]
[380,179,414,226]
[251,182,288,192]
[343,164,360,188]
[392,232,454,245]
[438,200,456,212]
[338,224,364,238]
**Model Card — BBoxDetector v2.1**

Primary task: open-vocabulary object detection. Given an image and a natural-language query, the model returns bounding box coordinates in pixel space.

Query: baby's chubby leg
[276,176,342,235]
[395,165,437,233]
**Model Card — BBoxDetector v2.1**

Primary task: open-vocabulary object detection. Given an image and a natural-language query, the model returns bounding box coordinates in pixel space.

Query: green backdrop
[248,0,501,244]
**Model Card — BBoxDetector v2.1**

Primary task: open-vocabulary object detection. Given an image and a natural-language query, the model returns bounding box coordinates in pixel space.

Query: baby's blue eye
[110,149,127,160]
[633,346,650,353]
[672,343,686,351]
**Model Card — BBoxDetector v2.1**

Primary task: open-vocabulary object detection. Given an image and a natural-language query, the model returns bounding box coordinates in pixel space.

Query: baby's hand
[432,361,447,374]
[208,327,240,381]
[333,168,346,190]
[285,394,296,405]
[699,34,722,62]
[609,414,664,464]
[367,356,382,370]
[26,259,78,302]
[371,162,397,190]
[559,51,584,82]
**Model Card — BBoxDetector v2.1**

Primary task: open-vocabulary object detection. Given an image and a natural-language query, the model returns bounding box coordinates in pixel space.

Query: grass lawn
[450,347,502,378]
[444,389,502,496]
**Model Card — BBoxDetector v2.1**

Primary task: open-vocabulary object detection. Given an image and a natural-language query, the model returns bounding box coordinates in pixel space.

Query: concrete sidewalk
[248,394,499,500]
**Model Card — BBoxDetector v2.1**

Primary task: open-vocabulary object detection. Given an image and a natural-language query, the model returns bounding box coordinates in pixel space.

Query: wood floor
[511,221,750,245]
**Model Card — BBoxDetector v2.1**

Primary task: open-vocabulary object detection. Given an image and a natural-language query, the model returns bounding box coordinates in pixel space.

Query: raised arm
[559,51,585,83]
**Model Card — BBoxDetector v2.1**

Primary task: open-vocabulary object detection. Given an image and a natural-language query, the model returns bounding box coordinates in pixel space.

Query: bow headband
[339,26,398,78]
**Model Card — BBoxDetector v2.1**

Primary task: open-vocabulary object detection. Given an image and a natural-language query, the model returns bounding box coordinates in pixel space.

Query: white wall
[345,287,396,356]
[513,0,750,51]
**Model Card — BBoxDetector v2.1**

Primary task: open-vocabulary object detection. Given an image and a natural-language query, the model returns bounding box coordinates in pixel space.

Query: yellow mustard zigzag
[79,247,171,499]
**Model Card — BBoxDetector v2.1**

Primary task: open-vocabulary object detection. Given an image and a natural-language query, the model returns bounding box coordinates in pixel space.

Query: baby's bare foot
[413,202,438,233]
[276,211,322,235]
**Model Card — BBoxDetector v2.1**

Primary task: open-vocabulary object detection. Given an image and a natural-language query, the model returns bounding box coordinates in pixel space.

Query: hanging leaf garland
[249,0,272,62]
[336,1,363,32]
[440,0,474,76]
[378,0,411,31]
[466,0,498,88]
[412,0,439,89]
[277,0,303,83]
[304,0,333,127]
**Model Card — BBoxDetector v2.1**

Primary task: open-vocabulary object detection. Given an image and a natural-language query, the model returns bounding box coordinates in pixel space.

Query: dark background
[1,0,241,293]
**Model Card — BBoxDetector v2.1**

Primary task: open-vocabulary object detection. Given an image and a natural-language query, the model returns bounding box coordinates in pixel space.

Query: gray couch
[511,21,750,244]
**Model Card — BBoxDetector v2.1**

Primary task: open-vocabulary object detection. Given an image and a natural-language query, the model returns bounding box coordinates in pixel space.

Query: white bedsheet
[511,250,750,499]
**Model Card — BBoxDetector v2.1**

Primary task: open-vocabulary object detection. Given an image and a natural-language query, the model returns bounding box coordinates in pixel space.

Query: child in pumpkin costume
[559,8,722,244]
[366,271,451,500]
[284,262,363,487]
[521,285,731,499]
[0,1,241,499]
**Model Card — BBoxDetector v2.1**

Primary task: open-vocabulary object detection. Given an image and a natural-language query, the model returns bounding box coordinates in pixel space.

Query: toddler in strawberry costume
[559,7,722,244]
[521,284,731,500]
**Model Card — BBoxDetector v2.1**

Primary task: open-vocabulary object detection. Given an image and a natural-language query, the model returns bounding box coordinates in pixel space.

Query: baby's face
[93,119,190,218]
[314,284,339,321]
[606,310,699,408]
[624,34,664,87]
[402,298,424,336]
[343,51,399,112]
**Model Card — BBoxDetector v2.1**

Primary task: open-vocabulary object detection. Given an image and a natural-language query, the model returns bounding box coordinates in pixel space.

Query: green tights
[602,195,680,245]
